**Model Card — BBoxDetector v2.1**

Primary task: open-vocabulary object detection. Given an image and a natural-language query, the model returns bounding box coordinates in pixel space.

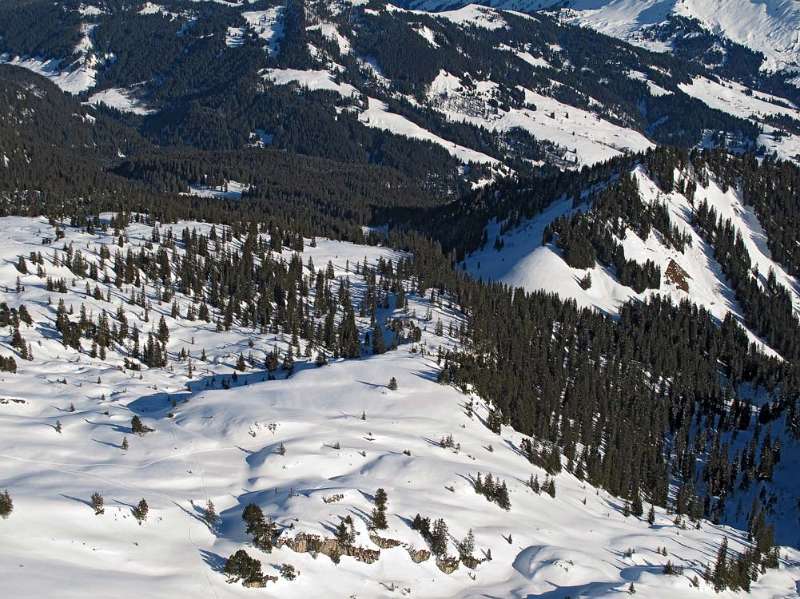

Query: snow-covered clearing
[263,68,358,97]
[184,181,251,200]
[307,22,352,55]
[428,72,654,167]
[679,77,800,121]
[677,76,800,162]
[88,87,154,115]
[359,97,500,165]
[242,7,284,55]
[0,24,100,96]
[627,70,672,97]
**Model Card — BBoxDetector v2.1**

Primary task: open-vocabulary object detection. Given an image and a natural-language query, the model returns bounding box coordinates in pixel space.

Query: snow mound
[513,545,617,589]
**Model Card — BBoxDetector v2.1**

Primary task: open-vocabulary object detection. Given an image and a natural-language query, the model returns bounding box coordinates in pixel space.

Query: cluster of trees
[473,473,511,510]
[132,498,149,524]
[0,1,81,59]
[707,532,780,593]
[18,216,421,379]
[411,514,450,558]
[224,549,264,586]
[393,223,792,557]
[527,474,556,498]
[693,197,800,361]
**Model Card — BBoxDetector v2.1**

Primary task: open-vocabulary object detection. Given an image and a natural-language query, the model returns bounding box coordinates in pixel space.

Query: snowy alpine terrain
[406,0,800,73]
[1,215,798,598]
[2,1,800,597]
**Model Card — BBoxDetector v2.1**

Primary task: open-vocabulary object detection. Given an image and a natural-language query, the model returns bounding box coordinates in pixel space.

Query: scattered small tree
[242,503,277,551]
[430,518,449,557]
[91,492,104,515]
[458,529,475,561]
[0,490,12,519]
[335,516,356,545]
[388,377,398,391]
[371,488,388,530]
[132,498,149,523]
[131,415,147,435]
[204,499,218,528]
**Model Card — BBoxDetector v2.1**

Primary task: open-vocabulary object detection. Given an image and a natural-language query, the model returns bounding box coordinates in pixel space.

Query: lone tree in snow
[91,492,104,515]
[204,500,218,528]
[132,498,149,523]
[280,563,297,580]
[242,503,277,552]
[0,490,12,519]
[388,377,398,391]
[121,436,129,451]
[371,488,388,530]
[430,518,449,557]
[131,415,147,435]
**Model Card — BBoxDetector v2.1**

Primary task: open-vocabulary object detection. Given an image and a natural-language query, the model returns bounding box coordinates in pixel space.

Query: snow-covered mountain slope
[0,22,102,95]
[427,69,654,167]
[358,96,502,166]
[406,0,800,73]
[1,215,798,598]
[463,164,800,353]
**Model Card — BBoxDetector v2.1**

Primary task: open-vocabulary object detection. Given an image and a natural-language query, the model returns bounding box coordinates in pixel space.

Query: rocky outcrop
[407,546,431,563]
[665,259,690,292]
[369,532,403,549]
[242,579,266,588]
[278,533,380,564]
[436,556,460,574]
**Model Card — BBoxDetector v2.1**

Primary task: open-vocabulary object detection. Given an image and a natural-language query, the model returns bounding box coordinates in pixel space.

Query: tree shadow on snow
[199,549,226,574]
[60,494,93,509]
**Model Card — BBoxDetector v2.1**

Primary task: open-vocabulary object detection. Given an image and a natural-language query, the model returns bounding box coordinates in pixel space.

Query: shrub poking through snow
[0,490,12,519]
[91,492,104,515]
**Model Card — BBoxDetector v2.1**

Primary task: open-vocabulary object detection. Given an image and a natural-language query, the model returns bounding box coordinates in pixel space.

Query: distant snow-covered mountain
[405,0,800,73]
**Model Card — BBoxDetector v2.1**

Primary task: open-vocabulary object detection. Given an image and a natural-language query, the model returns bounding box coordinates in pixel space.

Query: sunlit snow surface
[0,216,798,597]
